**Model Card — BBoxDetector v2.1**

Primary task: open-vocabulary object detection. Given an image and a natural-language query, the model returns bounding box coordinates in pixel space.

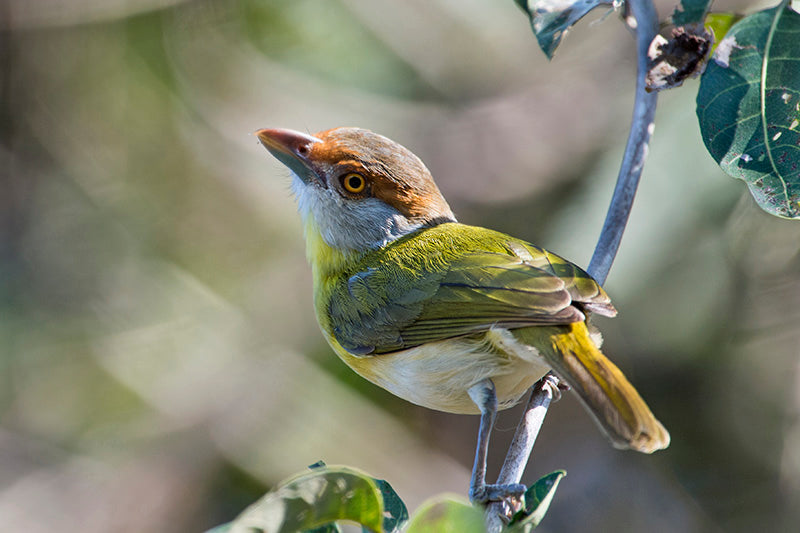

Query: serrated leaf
[514,0,612,59]
[672,0,712,26]
[405,496,486,533]
[696,2,800,219]
[508,470,566,531]
[222,466,385,533]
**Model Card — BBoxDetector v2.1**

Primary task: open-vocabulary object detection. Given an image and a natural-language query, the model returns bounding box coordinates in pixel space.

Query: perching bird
[255,126,670,503]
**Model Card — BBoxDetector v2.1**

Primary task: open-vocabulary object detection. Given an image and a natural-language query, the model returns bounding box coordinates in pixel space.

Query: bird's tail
[521,322,670,453]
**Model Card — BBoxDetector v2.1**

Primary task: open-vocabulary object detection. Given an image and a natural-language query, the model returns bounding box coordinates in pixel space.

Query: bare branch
[587,0,659,285]
[485,374,561,532]
[486,0,660,528]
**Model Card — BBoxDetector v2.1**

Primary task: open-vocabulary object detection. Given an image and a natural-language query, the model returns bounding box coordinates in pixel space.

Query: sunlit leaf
[308,461,408,532]
[704,12,744,54]
[221,466,385,533]
[696,2,800,219]
[507,470,566,531]
[405,496,486,533]
[672,0,712,26]
[305,524,341,533]
[514,0,612,59]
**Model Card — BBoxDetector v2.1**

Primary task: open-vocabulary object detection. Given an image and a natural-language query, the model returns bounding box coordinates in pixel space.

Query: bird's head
[256,127,455,252]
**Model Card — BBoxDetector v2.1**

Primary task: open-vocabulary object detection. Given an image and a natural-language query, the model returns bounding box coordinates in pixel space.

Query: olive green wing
[395,247,615,349]
[328,242,614,356]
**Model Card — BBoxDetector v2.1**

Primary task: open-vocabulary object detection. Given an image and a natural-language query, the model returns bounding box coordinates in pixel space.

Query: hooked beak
[255,128,324,186]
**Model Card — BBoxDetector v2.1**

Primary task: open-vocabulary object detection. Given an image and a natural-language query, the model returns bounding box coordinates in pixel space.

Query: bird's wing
[326,225,615,355]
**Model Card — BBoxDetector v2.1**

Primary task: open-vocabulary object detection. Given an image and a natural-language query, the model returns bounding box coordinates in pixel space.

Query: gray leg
[468,379,526,504]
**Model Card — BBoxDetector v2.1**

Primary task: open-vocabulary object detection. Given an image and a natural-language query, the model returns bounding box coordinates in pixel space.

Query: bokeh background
[2,0,800,531]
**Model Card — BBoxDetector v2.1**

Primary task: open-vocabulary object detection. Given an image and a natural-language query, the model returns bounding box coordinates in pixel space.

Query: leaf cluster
[207,464,564,532]
[516,0,800,219]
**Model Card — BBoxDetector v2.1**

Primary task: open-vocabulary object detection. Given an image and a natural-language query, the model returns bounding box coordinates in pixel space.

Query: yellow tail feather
[521,323,670,453]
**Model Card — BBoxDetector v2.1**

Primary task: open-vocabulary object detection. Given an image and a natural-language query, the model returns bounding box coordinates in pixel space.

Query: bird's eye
[341,173,366,194]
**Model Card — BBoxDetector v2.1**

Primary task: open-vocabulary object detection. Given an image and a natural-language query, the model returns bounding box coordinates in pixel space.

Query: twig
[485,375,561,532]
[485,0,660,529]
[587,0,659,285]
[496,375,563,485]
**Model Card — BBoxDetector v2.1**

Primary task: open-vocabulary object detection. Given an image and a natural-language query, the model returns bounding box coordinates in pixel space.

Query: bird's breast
[324,327,552,414]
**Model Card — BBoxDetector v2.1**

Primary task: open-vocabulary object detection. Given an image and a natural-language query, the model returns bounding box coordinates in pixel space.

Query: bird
[255,126,670,503]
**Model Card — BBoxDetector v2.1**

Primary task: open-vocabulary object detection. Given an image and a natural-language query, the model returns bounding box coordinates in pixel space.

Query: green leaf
[405,496,486,533]
[305,524,341,533]
[514,0,612,59]
[696,2,800,219]
[222,466,385,533]
[704,13,745,54]
[373,478,409,532]
[672,0,712,26]
[508,470,566,531]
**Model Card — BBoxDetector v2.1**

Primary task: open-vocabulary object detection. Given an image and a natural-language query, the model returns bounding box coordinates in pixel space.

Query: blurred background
[2,0,799,531]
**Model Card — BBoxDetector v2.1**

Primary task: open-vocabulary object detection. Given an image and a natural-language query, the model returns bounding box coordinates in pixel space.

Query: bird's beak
[255,128,325,186]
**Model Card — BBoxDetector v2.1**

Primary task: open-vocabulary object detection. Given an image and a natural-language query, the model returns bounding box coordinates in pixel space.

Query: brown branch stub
[646,25,713,92]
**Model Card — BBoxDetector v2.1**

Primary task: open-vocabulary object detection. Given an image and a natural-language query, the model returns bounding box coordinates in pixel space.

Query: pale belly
[329,327,552,414]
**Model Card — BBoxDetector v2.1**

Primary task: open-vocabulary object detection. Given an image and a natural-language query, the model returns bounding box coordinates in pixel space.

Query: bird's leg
[468,379,527,504]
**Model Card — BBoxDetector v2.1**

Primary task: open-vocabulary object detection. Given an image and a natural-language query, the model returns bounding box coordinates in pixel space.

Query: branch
[587,0,659,285]
[485,375,561,532]
[485,0,660,529]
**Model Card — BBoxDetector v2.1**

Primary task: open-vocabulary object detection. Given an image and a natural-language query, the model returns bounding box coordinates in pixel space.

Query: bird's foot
[541,372,569,402]
[469,482,527,504]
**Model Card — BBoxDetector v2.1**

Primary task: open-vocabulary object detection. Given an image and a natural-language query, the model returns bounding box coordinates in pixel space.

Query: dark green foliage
[513,0,611,59]
[515,0,800,220]
[672,0,712,26]
[507,471,566,532]
[209,465,410,533]
[215,465,385,532]
[374,478,410,533]
[209,466,565,532]
[697,2,800,219]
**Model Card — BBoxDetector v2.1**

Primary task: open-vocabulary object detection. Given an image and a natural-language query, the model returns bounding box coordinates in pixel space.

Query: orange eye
[341,173,366,194]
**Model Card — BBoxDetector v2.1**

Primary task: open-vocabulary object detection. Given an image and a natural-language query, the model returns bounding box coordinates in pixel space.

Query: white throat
[292,175,425,251]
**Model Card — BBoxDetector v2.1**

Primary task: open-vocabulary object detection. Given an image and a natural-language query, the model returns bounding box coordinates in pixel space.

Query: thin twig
[496,374,562,485]
[485,0,660,529]
[485,375,560,532]
[587,0,659,285]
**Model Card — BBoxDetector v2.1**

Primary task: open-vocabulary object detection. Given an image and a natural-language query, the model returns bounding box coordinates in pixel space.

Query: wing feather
[325,223,615,355]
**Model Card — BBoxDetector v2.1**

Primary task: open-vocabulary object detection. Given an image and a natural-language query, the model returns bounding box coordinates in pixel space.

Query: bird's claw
[542,373,568,402]
[469,482,527,504]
